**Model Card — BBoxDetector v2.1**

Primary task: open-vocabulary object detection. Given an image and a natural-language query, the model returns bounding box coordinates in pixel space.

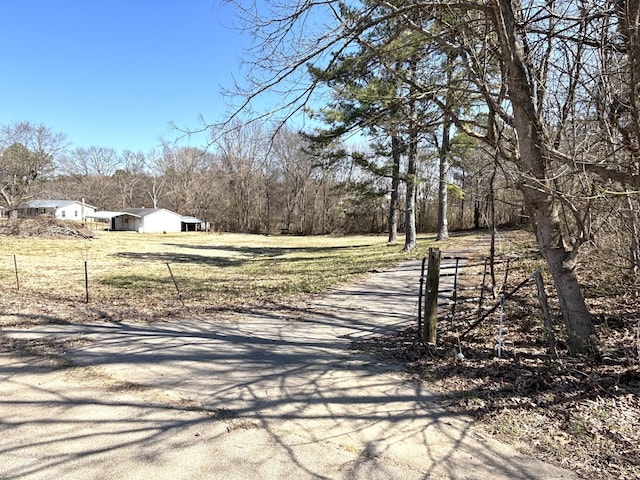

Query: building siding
[20,201,96,221]
[140,210,182,233]
[56,203,96,220]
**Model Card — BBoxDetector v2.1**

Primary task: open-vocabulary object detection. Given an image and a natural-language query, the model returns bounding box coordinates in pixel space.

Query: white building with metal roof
[18,199,96,221]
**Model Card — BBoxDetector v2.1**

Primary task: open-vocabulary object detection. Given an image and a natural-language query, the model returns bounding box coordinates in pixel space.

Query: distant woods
[0,120,518,237]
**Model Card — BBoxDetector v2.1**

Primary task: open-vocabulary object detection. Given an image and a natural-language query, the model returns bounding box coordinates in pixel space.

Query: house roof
[122,208,182,218]
[88,208,183,220]
[86,211,140,220]
[21,199,97,209]
[122,207,157,217]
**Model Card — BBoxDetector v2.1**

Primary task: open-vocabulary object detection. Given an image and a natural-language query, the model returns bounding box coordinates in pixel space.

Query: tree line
[0,120,518,236]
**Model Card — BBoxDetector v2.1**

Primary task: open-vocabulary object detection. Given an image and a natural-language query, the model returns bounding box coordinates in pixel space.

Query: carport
[181,216,208,232]
[86,211,141,231]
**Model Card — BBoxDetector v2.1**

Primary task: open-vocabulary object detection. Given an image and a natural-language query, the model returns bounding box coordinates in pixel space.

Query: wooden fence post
[417,257,427,340]
[166,263,186,307]
[423,247,441,345]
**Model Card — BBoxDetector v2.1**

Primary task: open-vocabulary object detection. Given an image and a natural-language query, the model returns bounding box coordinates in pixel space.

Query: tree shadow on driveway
[0,259,576,479]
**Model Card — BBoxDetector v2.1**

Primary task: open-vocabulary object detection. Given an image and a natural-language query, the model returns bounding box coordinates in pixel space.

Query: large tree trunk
[496,0,596,355]
[437,56,455,240]
[8,205,19,221]
[3,195,21,222]
[403,138,417,251]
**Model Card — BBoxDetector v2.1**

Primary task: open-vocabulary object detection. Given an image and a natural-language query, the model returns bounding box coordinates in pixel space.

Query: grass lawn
[0,231,436,318]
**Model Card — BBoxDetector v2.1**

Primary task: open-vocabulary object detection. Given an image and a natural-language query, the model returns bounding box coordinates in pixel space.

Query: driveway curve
[1,258,577,479]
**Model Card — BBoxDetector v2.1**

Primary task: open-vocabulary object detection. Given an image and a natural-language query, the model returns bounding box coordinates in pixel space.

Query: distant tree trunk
[265,182,272,234]
[388,134,401,243]
[0,185,22,221]
[404,160,417,251]
[404,58,419,251]
[7,202,19,221]
[147,175,161,209]
[437,119,451,240]
[458,170,466,229]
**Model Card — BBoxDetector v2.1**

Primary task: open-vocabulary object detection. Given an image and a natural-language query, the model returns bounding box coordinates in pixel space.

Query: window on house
[61,211,66,218]
[74,210,78,217]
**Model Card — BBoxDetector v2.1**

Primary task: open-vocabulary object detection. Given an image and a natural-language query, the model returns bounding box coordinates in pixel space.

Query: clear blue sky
[0,0,247,153]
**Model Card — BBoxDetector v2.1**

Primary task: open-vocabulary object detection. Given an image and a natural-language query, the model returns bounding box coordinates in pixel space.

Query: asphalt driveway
[0,259,577,479]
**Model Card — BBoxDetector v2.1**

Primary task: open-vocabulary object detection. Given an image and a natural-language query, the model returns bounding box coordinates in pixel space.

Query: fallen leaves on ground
[352,252,640,480]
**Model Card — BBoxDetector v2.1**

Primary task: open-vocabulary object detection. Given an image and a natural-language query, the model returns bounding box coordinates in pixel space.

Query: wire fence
[418,249,559,359]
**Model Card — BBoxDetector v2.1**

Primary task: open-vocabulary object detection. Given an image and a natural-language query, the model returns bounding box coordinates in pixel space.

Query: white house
[88,208,183,233]
[18,199,97,221]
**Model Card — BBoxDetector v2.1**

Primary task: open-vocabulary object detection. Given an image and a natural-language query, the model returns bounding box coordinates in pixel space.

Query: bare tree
[60,146,122,209]
[212,121,269,232]
[156,145,217,218]
[271,127,318,234]
[113,150,149,209]
[0,121,66,219]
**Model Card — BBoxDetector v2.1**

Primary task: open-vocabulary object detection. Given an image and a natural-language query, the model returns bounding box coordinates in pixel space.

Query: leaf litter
[352,239,640,480]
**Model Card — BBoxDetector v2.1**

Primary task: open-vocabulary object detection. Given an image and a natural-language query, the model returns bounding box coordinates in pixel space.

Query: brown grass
[0,226,430,325]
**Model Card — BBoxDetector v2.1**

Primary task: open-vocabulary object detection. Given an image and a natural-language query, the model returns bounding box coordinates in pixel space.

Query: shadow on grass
[162,242,372,257]
[114,243,374,269]
[115,251,242,267]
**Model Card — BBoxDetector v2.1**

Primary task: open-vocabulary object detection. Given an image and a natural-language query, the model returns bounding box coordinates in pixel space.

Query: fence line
[418,252,558,359]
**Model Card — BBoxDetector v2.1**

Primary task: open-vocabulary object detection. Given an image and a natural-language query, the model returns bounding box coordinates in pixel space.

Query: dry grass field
[0,227,425,325]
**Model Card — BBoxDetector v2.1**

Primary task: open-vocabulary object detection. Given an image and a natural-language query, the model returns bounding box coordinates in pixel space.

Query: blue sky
[0,1,248,153]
